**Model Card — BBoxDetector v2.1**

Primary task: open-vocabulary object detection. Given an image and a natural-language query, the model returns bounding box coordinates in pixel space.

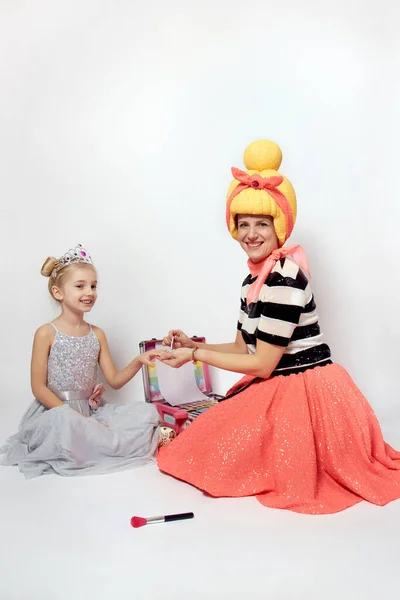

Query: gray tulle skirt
[0,397,160,479]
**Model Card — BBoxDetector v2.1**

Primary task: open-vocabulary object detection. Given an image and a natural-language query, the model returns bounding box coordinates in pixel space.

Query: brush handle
[146,512,194,525]
[164,512,194,522]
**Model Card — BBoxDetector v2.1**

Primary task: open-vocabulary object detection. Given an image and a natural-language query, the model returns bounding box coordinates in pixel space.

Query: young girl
[157,139,400,514]
[0,244,174,479]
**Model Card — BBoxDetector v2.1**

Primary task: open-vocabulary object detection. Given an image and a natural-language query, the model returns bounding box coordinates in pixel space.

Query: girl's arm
[31,325,65,409]
[163,329,249,355]
[160,338,285,380]
[94,327,159,390]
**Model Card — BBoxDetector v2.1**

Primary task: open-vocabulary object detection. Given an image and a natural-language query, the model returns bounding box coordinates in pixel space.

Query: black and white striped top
[237,257,331,377]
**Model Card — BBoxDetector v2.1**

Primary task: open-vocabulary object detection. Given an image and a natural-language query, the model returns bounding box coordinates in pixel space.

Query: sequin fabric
[158,363,400,514]
[47,330,99,394]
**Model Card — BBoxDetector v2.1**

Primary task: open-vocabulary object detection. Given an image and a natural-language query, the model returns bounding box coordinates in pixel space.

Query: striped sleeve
[237,274,252,331]
[256,262,307,347]
[237,297,245,330]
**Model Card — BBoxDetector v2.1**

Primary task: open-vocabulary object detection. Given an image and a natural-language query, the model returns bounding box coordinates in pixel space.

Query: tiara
[51,244,94,278]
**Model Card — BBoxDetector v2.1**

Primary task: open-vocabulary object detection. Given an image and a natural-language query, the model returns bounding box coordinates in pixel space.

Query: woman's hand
[162,330,196,349]
[159,347,193,368]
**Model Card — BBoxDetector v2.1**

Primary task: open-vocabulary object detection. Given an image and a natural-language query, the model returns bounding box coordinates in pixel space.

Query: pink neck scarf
[246,245,310,305]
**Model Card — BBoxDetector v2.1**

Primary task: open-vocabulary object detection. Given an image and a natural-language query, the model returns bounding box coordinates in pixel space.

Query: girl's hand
[136,350,162,367]
[159,347,193,368]
[89,384,106,410]
[162,330,196,349]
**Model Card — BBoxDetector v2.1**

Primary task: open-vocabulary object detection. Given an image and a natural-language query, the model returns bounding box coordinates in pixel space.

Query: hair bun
[41,257,58,277]
[243,139,282,171]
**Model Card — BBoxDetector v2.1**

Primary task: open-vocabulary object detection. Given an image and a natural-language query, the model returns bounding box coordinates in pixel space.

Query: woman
[157,139,400,514]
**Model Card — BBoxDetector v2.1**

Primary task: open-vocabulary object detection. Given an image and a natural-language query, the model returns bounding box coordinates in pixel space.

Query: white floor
[2,426,400,600]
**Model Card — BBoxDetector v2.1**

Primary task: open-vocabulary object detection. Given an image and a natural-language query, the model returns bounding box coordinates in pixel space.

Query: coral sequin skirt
[158,364,400,514]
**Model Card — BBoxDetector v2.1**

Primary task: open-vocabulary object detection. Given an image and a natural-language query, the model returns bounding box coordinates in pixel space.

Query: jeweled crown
[52,244,94,278]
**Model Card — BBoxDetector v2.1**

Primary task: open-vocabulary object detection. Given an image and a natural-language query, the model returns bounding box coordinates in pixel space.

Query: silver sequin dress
[0,324,160,478]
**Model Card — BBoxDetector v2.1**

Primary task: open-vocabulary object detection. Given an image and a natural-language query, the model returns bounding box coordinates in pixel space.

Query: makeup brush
[131,512,194,528]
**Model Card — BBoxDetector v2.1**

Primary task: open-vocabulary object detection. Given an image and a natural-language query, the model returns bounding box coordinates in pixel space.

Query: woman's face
[237,214,279,263]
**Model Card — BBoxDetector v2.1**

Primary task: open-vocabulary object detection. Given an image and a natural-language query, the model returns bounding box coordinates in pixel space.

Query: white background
[1,1,400,599]
[1,0,399,426]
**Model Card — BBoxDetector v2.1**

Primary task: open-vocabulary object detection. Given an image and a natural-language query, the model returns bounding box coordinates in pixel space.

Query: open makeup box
[139,336,224,433]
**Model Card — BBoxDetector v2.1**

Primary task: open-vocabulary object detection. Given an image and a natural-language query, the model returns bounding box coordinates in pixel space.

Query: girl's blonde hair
[41,258,96,301]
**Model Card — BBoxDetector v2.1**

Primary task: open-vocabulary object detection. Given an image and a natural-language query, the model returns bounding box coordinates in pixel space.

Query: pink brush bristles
[131,516,147,528]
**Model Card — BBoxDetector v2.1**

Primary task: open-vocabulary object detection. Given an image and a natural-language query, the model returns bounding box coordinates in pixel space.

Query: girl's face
[52,266,98,313]
[237,214,279,263]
